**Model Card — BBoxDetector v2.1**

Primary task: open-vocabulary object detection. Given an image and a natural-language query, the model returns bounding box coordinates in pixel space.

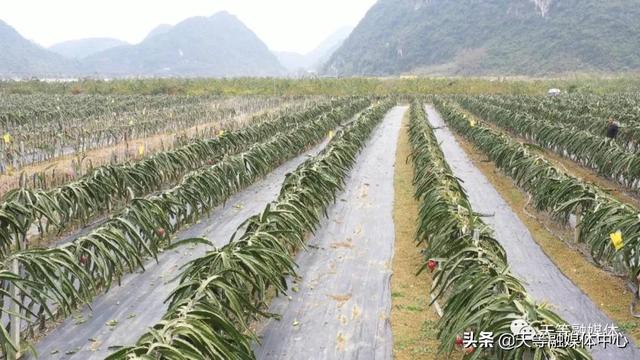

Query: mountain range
[0,12,285,78]
[275,26,352,74]
[0,20,80,77]
[81,12,284,77]
[4,1,640,78]
[0,11,346,78]
[325,0,640,76]
[49,38,129,60]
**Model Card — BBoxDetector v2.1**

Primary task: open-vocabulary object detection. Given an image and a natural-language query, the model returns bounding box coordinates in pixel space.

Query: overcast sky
[0,0,376,54]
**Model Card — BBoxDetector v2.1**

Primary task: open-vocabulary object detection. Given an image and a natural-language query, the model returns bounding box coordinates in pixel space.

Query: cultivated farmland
[0,80,639,360]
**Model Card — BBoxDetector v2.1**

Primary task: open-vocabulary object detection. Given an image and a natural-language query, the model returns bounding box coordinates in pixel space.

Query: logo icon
[510,319,535,341]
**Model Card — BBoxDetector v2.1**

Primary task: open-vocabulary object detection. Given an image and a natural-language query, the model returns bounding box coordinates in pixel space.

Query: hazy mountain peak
[0,19,23,41]
[144,24,172,41]
[50,38,129,59]
[276,26,353,73]
[82,12,283,77]
[210,10,235,19]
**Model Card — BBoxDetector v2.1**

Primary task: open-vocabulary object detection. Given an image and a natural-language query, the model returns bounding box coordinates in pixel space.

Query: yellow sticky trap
[218,130,225,136]
[129,120,134,126]
[3,133,11,144]
[328,130,334,139]
[138,144,145,156]
[469,119,477,128]
[610,230,624,250]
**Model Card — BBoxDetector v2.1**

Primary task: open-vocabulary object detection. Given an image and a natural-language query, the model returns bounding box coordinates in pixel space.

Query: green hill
[324,0,640,76]
[83,12,284,77]
[0,20,80,78]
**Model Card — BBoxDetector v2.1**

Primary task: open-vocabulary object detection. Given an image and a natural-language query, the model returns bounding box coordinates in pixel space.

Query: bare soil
[391,110,446,359]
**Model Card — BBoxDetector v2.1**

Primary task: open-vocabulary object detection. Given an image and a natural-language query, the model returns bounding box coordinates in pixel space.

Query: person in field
[606,118,620,139]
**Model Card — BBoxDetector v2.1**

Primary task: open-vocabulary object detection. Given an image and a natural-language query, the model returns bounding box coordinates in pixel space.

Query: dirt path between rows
[426,104,639,360]
[390,109,442,359]
[253,106,406,359]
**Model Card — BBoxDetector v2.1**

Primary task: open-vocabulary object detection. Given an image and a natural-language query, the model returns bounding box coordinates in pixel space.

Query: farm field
[1,80,640,360]
[0,95,305,192]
